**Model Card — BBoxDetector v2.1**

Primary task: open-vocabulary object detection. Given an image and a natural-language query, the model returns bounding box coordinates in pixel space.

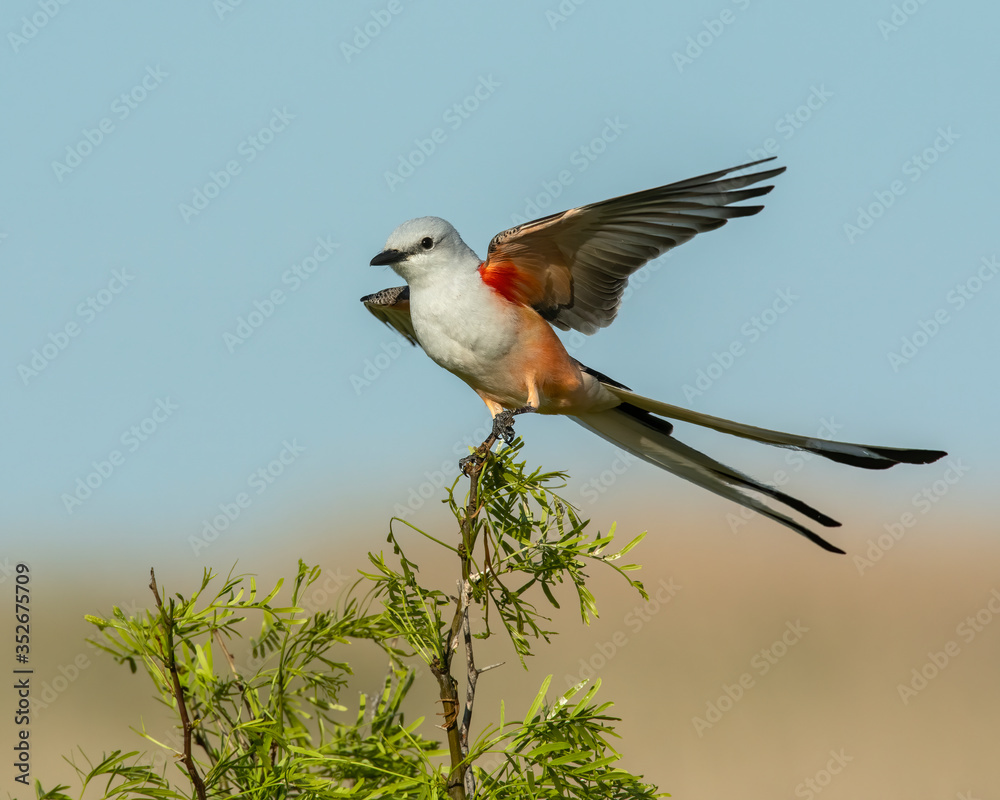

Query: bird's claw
[459,452,483,475]
[492,410,517,445]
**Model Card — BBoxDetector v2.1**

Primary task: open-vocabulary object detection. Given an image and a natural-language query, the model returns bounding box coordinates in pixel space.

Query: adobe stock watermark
[681,287,798,402]
[877,0,932,40]
[692,619,809,736]
[391,420,497,520]
[213,0,249,21]
[383,75,501,192]
[545,0,589,31]
[842,126,959,244]
[178,107,295,222]
[27,652,94,715]
[17,268,135,386]
[793,749,853,800]
[853,457,969,575]
[727,417,848,535]
[61,397,179,514]
[51,66,169,182]
[897,588,1000,705]
[7,0,72,54]
[672,0,753,73]
[508,116,628,225]
[297,567,352,615]
[349,334,411,395]
[340,0,404,62]
[0,559,20,586]
[746,85,834,162]
[578,449,639,505]
[223,235,339,353]
[886,255,998,372]
[189,439,305,555]
[562,577,681,688]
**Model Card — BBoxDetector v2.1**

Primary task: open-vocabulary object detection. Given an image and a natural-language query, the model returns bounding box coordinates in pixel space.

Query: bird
[361,157,946,554]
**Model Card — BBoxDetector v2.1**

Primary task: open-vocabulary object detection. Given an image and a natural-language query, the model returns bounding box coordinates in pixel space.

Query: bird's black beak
[370,249,405,266]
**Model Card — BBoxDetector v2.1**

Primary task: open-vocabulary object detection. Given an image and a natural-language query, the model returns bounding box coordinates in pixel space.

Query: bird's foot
[491,409,519,445]
[459,450,485,476]
[458,406,535,476]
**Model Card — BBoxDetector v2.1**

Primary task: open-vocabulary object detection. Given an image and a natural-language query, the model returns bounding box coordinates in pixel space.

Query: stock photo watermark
[509,116,628,225]
[681,287,798,402]
[384,75,501,192]
[877,0,932,40]
[692,619,809,736]
[886,255,998,372]
[746,85,834,162]
[672,0,753,73]
[7,0,72,54]
[793,749,853,800]
[562,577,681,688]
[578,449,639,505]
[842,126,959,244]
[214,0,249,22]
[545,0,589,30]
[340,0,404,61]
[17,268,135,385]
[189,439,305,555]
[51,66,169,182]
[61,397,180,514]
[178,107,295,222]
[853,457,969,575]
[390,420,499,520]
[27,653,94,716]
[223,235,339,353]
[896,588,1000,705]
[350,335,410,395]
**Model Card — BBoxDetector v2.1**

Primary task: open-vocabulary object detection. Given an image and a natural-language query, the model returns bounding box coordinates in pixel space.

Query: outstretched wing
[360,285,419,346]
[482,157,786,334]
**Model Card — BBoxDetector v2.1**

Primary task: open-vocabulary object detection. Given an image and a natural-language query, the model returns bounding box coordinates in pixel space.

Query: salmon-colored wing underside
[481,158,786,334]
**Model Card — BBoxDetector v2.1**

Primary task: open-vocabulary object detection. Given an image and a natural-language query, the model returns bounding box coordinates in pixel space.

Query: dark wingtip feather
[800,527,847,555]
[820,450,898,470]
[820,446,949,470]
[872,447,948,465]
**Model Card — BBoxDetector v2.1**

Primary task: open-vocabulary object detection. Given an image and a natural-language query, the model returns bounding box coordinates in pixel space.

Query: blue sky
[2,1,997,568]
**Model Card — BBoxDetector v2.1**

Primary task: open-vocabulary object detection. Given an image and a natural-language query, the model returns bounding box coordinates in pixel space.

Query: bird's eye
[420,237,434,250]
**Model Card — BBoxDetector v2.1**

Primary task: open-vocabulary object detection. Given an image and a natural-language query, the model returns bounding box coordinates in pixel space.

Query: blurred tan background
[10,477,998,800]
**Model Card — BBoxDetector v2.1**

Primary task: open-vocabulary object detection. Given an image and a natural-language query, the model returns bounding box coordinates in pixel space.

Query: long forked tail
[572,404,849,553]
[604,386,947,470]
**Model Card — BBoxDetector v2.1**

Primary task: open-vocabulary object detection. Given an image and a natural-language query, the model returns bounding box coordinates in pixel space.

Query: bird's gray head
[369,216,479,283]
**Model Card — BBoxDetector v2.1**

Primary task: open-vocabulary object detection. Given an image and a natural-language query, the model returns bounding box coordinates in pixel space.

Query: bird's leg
[459,405,535,475]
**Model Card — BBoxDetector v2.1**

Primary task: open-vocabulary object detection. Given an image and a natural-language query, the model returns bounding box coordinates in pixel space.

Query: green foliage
[36,440,666,799]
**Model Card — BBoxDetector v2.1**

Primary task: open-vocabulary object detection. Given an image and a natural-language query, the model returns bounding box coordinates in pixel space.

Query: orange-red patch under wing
[478,260,545,306]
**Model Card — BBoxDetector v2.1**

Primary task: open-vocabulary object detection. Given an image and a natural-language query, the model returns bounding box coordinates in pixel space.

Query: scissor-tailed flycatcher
[362,158,946,553]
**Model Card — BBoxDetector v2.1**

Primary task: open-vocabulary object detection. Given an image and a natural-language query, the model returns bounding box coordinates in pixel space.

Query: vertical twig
[150,569,208,800]
[459,580,480,799]
[431,446,493,800]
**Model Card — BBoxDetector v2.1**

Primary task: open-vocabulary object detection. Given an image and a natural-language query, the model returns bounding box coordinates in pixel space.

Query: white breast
[408,269,520,382]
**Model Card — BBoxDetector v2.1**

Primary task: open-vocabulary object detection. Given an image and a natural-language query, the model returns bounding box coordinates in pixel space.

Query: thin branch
[460,582,482,798]
[150,569,208,800]
[459,581,477,753]
[429,655,465,800]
